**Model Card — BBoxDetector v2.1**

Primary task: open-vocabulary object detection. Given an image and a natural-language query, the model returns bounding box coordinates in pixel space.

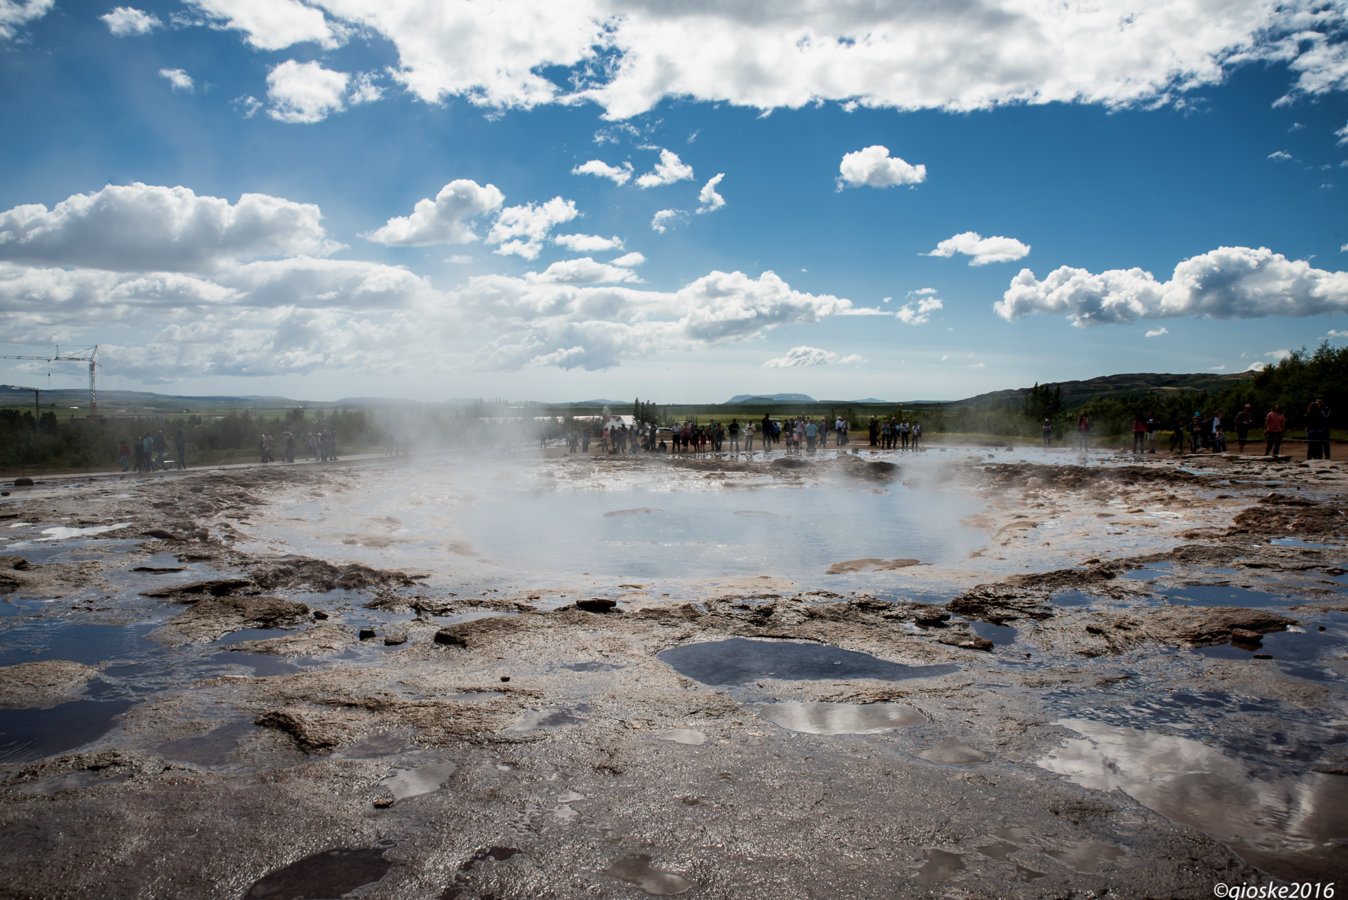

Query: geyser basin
[234,453,985,591]
[658,637,957,686]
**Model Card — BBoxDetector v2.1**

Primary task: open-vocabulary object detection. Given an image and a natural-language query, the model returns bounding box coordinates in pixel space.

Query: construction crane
[0,345,99,417]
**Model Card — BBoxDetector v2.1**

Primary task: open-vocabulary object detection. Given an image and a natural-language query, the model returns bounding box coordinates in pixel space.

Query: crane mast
[1,344,99,417]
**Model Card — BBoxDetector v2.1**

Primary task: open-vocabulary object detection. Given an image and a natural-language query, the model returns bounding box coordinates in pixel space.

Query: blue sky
[2,1,1347,404]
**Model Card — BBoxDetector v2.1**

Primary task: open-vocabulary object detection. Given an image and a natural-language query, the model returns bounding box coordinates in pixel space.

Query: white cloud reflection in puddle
[1039,717,1348,880]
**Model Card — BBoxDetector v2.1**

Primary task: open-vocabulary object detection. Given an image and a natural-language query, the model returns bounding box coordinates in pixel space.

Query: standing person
[1132,415,1146,454]
[118,440,131,472]
[1169,416,1185,453]
[283,431,295,463]
[1076,413,1091,451]
[911,422,921,450]
[804,418,818,451]
[1264,405,1286,457]
[1189,412,1205,453]
[173,427,186,470]
[868,416,879,447]
[1042,418,1052,447]
[142,433,156,471]
[728,419,740,453]
[1233,404,1254,453]
[1210,411,1224,453]
[1306,396,1332,460]
[1145,412,1159,453]
[743,421,754,455]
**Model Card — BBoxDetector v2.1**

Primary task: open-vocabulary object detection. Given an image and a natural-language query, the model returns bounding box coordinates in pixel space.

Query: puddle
[1120,564,1173,582]
[0,697,134,763]
[35,523,134,541]
[1271,538,1341,550]
[378,760,457,800]
[658,638,957,686]
[917,738,988,766]
[758,701,926,734]
[1195,620,1348,667]
[913,848,964,883]
[968,621,1017,646]
[0,622,157,669]
[1161,583,1286,608]
[1050,590,1096,607]
[1043,839,1126,874]
[1039,717,1348,880]
[654,728,706,745]
[603,854,694,896]
[244,847,392,900]
[156,719,253,767]
[504,708,582,733]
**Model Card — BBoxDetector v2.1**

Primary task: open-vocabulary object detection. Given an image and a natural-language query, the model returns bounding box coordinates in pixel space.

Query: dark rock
[383,631,407,646]
[577,597,619,614]
[434,629,468,648]
[142,578,252,600]
[0,556,31,571]
[358,629,377,641]
[13,477,33,487]
[313,610,329,620]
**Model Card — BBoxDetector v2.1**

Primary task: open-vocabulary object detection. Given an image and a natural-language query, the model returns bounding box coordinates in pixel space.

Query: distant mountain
[958,371,1249,408]
[727,393,816,404]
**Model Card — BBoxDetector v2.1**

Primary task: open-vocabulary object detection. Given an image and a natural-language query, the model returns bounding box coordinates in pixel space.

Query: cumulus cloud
[553,233,623,253]
[1338,122,1348,145]
[266,59,350,123]
[894,293,943,326]
[1145,327,1169,337]
[651,209,684,233]
[697,174,726,214]
[487,197,579,259]
[102,6,161,36]
[636,149,694,189]
[162,3,1348,122]
[0,183,338,272]
[763,346,863,368]
[572,159,633,185]
[364,180,504,247]
[1267,150,1294,161]
[186,0,344,51]
[0,0,52,40]
[927,231,1030,266]
[611,251,645,268]
[837,145,926,190]
[159,68,195,92]
[996,246,1348,326]
[527,257,641,285]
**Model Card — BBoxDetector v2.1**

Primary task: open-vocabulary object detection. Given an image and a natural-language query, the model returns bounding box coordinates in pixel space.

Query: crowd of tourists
[118,428,186,473]
[1068,397,1333,459]
[559,413,927,456]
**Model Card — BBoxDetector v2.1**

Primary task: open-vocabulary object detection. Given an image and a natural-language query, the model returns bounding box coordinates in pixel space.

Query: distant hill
[958,371,1249,408]
[727,393,816,404]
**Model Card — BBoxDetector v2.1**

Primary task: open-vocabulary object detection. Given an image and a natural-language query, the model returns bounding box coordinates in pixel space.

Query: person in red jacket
[1264,405,1286,457]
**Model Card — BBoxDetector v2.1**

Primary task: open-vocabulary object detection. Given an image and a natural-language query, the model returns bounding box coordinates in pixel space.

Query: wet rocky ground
[0,447,1344,898]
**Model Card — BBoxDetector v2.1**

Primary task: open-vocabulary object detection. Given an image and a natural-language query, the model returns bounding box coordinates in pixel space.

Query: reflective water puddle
[603,853,694,896]
[758,701,926,734]
[0,696,134,764]
[1039,717,1348,880]
[658,637,957,686]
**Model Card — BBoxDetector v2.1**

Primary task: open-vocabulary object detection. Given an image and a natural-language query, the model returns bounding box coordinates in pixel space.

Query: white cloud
[1244,361,1266,372]
[894,293,942,326]
[1330,329,1348,337]
[837,145,926,190]
[763,346,863,368]
[0,0,52,40]
[553,233,623,253]
[927,231,1030,266]
[1267,150,1293,161]
[611,252,645,268]
[572,159,633,185]
[527,257,641,285]
[169,3,1348,122]
[266,59,350,123]
[651,209,684,233]
[636,149,694,189]
[348,72,382,105]
[697,174,726,214]
[487,197,579,259]
[186,0,344,51]
[0,183,338,272]
[102,7,161,36]
[997,246,1348,325]
[1145,327,1169,337]
[364,180,504,247]
[159,68,195,93]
